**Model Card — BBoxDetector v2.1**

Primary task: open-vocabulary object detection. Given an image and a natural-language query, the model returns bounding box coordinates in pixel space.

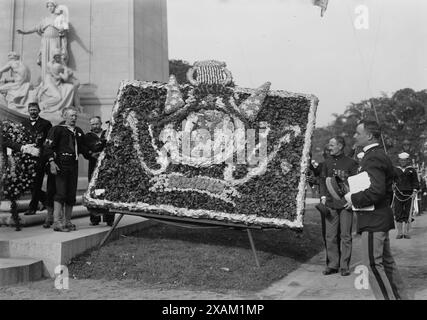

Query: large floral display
[84,61,318,229]
[0,121,37,202]
[1,120,37,230]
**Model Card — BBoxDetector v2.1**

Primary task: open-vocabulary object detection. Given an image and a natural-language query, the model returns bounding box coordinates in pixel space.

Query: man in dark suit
[344,120,407,300]
[22,102,52,216]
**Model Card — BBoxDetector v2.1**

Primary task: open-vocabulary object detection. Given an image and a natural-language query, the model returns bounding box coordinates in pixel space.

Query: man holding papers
[344,120,408,300]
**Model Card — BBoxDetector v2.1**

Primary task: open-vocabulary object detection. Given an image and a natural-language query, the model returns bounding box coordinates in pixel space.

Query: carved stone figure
[17,1,69,81]
[0,52,32,111]
[37,49,81,117]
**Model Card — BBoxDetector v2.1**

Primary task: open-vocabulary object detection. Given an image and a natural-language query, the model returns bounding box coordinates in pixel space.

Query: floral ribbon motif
[124,110,301,206]
[149,173,241,206]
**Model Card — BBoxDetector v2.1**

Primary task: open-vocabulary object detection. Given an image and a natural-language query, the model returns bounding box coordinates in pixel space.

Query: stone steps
[0,258,44,286]
[0,215,151,278]
[0,204,90,227]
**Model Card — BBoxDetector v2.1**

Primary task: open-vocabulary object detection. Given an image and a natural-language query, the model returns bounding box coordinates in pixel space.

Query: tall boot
[43,206,54,228]
[403,221,411,239]
[396,222,403,239]
[64,205,76,231]
[53,201,68,232]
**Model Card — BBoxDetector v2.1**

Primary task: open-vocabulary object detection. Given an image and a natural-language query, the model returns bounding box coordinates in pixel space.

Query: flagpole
[369,99,388,154]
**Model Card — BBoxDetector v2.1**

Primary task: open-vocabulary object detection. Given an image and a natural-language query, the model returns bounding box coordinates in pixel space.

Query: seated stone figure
[37,49,82,117]
[0,52,32,111]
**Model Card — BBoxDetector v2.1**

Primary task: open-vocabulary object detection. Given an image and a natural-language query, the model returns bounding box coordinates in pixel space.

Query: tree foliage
[312,88,427,165]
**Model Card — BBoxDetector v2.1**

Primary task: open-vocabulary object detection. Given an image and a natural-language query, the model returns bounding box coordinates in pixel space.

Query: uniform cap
[398,152,410,160]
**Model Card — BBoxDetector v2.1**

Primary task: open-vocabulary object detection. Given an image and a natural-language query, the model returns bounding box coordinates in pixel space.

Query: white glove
[344,192,353,210]
[21,144,40,157]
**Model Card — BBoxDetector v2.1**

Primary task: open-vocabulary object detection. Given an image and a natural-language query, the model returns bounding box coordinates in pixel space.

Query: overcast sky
[167,0,427,127]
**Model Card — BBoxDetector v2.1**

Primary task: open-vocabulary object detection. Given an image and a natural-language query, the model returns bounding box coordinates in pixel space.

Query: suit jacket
[22,117,52,149]
[351,145,395,233]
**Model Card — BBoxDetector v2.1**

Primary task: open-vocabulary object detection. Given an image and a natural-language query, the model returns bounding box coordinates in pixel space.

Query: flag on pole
[313,0,329,17]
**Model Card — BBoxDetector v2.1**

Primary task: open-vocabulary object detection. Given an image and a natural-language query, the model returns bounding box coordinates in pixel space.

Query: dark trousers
[361,231,408,300]
[324,209,353,270]
[54,161,78,206]
[45,172,56,207]
[88,163,114,225]
[393,196,412,222]
[28,160,47,211]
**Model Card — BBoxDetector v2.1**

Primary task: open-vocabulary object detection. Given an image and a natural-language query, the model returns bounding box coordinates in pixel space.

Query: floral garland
[1,120,37,201]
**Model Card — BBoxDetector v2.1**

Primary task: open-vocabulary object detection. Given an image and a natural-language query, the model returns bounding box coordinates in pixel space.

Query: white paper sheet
[348,171,374,211]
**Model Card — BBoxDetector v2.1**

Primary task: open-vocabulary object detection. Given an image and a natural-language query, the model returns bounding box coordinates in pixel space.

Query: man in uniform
[319,136,358,276]
[393,152,419,239]
[85,116,114,226]
[22,103,52,216]
[44,107,90,232]
[345,120,407,300]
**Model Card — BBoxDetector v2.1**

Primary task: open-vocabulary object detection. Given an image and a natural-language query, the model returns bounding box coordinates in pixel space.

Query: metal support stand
[97,212,262,268]
[98,213,124,248]
[246,229,260,268]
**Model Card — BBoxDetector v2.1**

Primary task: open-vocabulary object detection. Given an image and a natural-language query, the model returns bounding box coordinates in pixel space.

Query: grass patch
[68,208,323,292]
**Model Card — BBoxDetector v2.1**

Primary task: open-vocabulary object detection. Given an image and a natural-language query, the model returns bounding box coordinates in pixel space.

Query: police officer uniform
[393,152,419,239]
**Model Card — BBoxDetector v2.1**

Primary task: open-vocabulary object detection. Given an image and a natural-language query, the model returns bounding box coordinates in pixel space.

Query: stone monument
[1,0,169,181]
[0,51,33,111]
[0,0,169,124]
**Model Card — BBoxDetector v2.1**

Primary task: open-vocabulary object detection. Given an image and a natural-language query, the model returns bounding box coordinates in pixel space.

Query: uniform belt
[60,153,76,157]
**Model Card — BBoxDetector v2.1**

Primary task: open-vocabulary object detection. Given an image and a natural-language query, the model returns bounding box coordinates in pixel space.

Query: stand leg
[11,200,21,231]
[247,229,260,268]
[98,213,124,248]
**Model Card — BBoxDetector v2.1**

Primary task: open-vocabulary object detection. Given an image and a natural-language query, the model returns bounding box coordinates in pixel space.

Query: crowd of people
[3,100,427,299]
[2,103,109,232]
[309,120,426,300]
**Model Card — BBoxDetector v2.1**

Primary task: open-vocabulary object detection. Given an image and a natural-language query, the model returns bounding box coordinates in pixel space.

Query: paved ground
[1,206,426,300]
[257,212,427,300]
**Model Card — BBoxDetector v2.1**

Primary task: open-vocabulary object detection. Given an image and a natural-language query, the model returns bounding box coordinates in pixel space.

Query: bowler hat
[315,202,331,216]
[326,176,349,201]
